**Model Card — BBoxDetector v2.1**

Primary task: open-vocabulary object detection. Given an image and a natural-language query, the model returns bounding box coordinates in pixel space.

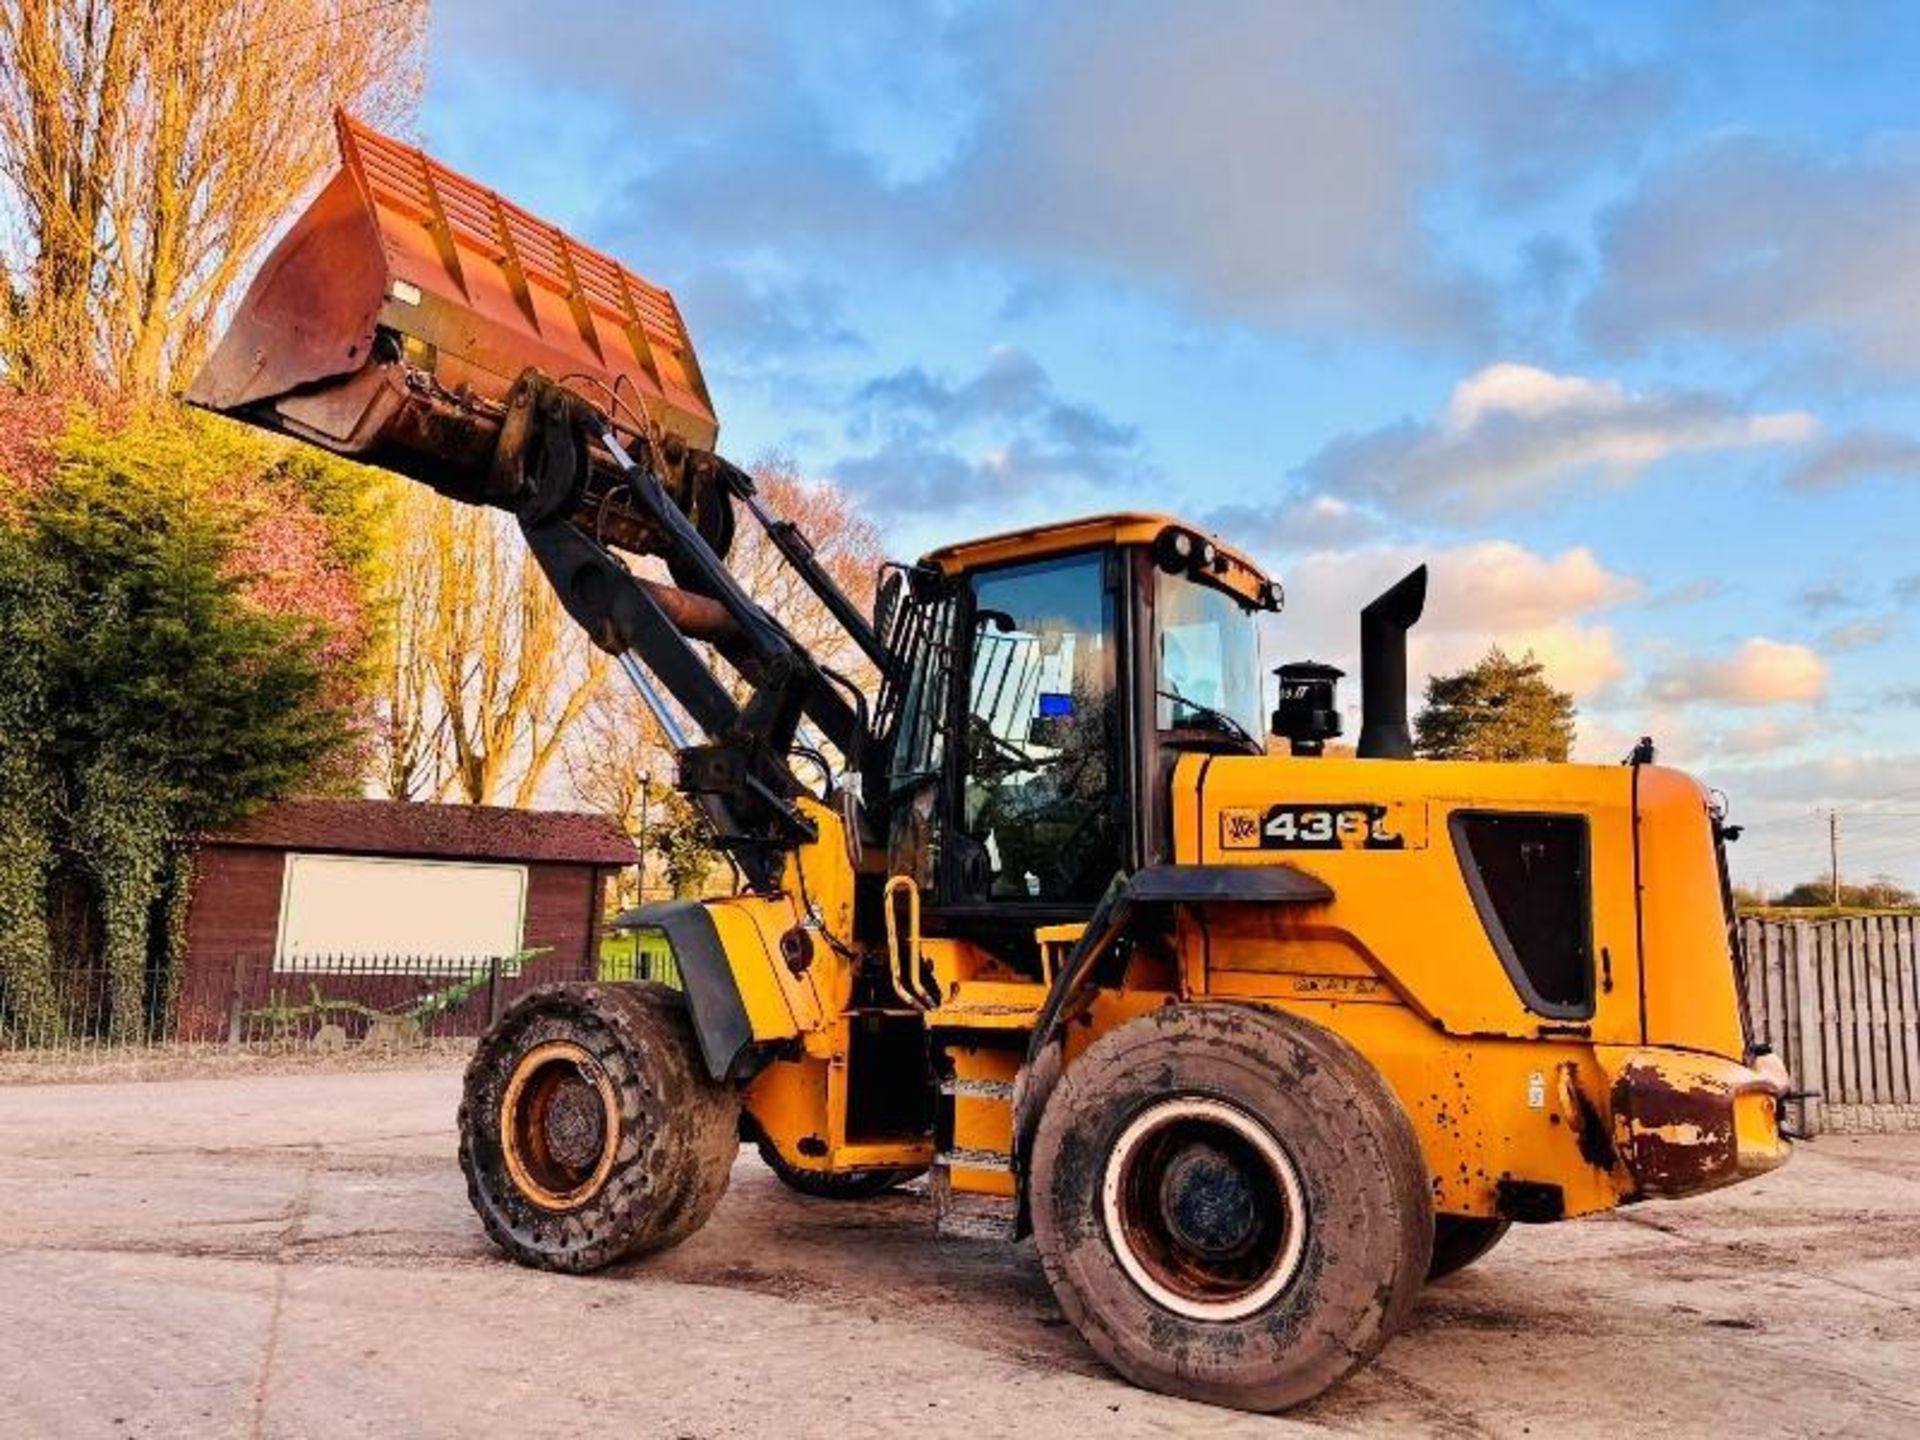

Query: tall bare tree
[369,482,444,801]
[727,456,886,686]
[376,487,609,807]
[562,681,676,905]
[376,460,884,825]
[564,683,666,837]
[0,0,427,395]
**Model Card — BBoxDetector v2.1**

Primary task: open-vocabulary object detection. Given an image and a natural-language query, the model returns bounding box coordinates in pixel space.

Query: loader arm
[510,403,874,889]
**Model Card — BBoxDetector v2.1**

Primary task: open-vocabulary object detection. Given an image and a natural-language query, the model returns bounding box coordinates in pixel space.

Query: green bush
[0,405,377,1039]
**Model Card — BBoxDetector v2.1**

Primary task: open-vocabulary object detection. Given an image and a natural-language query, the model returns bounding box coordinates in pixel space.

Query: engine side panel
[1175,753,1647,1046]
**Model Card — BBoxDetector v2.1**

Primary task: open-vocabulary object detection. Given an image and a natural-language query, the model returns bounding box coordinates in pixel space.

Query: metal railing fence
[0,945,684,1057]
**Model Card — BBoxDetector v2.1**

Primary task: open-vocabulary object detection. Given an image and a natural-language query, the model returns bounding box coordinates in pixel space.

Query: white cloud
[1572,706,1725,768]
[1648,638,1828,708]
[1443,365,1617,430]
[1501,623,1629,699]
[1796,578,1865,618]
[943,2,1496,340]
[1713,716,1825,757]
[1645,576,1723,610]
[1419,539,1642,631]
[554,3,1668,347]
[942,5,1667,340]
[1706,752,1920,894]
[1301,363,1814,519]
[1718,752,1920,807]
[828,346,1146,519]
[1273,540,1637,701]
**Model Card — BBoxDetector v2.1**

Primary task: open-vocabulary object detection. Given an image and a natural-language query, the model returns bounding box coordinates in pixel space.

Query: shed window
[276,854,527,969]
[1450,812,1594,1018]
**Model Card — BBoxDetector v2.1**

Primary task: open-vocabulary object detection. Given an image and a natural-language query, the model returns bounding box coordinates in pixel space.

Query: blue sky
[420,1,1920,893]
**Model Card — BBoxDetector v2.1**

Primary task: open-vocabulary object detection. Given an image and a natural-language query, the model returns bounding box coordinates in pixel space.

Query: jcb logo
[1222,811,1264,846]
[1219,803,1420,852]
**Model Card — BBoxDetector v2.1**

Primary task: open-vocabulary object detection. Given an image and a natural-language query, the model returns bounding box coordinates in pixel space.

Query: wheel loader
[188,115,1792,1413]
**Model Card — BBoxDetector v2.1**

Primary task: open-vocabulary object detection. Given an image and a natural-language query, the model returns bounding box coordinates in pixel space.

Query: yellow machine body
[731,754,1785,1224]
[689,514,1788,1227]
[716,519,1786,1223]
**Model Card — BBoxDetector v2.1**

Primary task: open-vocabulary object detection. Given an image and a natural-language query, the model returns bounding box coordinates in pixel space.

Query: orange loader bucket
[187,113,722,536]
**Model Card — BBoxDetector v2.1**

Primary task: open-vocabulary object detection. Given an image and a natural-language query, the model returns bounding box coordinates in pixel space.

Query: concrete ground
[1,1070,1915,1440]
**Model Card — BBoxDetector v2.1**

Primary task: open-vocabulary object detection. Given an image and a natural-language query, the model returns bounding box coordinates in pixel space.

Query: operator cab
[881,515,1282,950]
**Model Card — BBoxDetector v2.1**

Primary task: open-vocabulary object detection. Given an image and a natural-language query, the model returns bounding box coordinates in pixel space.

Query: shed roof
[207,800,638,866]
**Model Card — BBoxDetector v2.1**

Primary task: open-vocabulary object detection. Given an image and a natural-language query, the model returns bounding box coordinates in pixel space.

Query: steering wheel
[966,719,1040,779]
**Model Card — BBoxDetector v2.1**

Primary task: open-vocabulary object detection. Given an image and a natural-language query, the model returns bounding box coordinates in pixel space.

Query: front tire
[1029,1004,1432,1413]
[459,982,739,1273]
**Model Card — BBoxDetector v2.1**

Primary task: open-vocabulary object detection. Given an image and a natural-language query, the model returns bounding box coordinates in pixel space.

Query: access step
[931,1168,1018,1241]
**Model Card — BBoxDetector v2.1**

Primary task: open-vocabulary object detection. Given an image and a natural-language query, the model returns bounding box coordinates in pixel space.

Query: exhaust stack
[1356,565,1427,760]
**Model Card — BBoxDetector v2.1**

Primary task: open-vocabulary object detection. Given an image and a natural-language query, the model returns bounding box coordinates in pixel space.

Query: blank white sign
[276,853,528,968]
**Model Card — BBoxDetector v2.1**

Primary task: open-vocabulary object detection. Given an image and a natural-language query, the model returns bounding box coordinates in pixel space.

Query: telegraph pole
[1828,809,1841,908]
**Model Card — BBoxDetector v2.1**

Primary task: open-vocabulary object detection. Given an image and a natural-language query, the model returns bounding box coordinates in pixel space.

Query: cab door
[942,549,1125,918]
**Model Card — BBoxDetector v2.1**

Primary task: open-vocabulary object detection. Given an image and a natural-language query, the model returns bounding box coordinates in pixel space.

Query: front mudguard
[622,901,758,1081]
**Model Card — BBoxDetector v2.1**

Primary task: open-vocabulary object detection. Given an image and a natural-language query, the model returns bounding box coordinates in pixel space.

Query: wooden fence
[1738,915,1920,1134]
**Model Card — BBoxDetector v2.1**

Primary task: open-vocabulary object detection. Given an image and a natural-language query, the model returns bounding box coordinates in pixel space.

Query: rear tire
[755,1138,923,1199]
[1427,1215,1510,1281]
[459,982,739,1273]
[1029,1004,1432,1413]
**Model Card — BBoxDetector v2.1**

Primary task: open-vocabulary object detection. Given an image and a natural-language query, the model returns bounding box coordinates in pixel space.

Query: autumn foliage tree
[0,3,426,1038]
[0,0,428,396]
[1414,647,1576,763]
[723,456,886,686]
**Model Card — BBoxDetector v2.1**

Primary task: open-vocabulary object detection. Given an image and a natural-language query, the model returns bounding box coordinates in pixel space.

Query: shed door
[276,854,528,968]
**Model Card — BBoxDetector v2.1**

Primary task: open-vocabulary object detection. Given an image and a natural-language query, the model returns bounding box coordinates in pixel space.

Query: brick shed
[180,800,637,999]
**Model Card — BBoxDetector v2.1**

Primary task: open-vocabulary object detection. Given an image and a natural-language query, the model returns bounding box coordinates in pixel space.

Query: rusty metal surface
[1556,1061,1619,1172]
[186,110,722,556]
[631,576,741,644]
[1611,1059,1742,1196]
[190,112,713,445]
[498,1039,620,1212]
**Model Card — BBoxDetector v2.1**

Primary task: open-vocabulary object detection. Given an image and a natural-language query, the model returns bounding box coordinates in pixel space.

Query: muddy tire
[459,982,739,1274]
[755,1138,923,1199]
[1029,1004,1432,1413]
[1427,1215,1510,1281]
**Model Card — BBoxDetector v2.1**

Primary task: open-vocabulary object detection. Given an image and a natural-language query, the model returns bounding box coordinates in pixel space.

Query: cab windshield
[1156,573,1264,746]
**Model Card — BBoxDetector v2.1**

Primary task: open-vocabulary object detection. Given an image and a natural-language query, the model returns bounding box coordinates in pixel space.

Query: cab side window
[957,553,1119,903]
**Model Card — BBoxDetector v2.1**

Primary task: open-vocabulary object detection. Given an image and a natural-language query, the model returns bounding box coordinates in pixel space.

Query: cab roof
[917,512,1279,611]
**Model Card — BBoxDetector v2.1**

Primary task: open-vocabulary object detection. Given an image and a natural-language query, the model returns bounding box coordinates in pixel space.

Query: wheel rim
[499,1040,620,1211]
[1100,1095,1308,1322]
